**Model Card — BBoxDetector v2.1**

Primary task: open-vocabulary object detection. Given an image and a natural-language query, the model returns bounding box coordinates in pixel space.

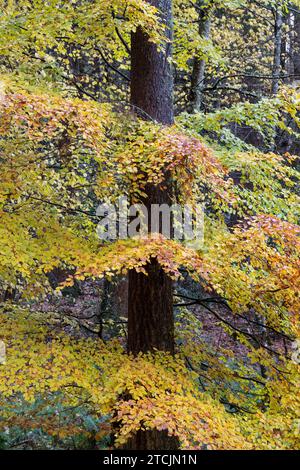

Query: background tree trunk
[272,6,283,95]
[189,0,211,113]
[126,0,179,450]
[292,9,300,80]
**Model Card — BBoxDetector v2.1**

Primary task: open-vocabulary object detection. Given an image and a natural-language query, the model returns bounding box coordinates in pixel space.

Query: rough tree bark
[126,0,179,450]
[189,0,211,113]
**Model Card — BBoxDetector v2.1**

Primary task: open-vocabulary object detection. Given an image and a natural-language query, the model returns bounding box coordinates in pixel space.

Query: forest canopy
[0,0,299,452]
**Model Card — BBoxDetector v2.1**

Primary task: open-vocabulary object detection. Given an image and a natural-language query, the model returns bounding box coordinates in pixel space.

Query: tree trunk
[189,1,211,113]
[276,9,300,153]
[123,430,176,450]
[292,10,300,80]
[126,0,179,450]
[130,1,173,124]
[272,7,283,95]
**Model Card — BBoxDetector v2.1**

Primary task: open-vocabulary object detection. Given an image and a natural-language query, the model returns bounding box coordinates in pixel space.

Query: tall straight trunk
[272,7,283,95]
[126,0,179,450]
[277,10,300,153]
[189,1,211,113]
[130,2,174,125]
[284,12,295,82]
[270,7,284,152]
[293,10,300,79]
[129,0,174,357]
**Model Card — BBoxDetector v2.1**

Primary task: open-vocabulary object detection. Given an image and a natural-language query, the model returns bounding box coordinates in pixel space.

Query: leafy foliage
[0,0,299,451]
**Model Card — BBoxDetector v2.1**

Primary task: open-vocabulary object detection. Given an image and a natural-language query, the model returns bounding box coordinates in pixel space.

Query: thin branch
[175,294,287,358]
[203,85,259,99]
[28,195,99,219]
[175,294,292,340]
[70,79,99,101]
[115,26,131,55]
[94,46,130,82]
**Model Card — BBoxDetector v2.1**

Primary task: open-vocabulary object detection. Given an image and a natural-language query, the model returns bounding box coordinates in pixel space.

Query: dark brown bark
[123,430,176,450]
[128,0,175,357]
[128,180,175,355]
[130,1,174,125]
[128,246,174,355]
[126,0,179,450]
[128,260,174,354]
